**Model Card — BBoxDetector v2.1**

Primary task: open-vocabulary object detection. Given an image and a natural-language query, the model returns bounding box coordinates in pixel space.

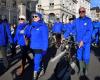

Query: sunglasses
[19,18,25,20]
[79,11,85,13]
[32,16,38,18]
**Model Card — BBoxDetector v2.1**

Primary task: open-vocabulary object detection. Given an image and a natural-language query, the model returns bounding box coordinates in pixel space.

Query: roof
[91,7,100,10]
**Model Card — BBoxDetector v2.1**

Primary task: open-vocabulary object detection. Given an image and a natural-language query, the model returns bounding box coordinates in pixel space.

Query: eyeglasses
[79,11,85,13]
[32,16,38,18]
[19,18,25,20]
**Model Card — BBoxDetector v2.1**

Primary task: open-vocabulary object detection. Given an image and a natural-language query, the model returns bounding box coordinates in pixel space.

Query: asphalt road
[0,46,100,80]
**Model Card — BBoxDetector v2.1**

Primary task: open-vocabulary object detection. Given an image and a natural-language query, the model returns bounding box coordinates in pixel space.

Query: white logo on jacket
[84,23,87,26]
[36,28,40,30]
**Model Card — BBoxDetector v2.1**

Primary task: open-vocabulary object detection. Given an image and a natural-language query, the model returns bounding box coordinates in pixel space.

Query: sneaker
[33,71,38,80]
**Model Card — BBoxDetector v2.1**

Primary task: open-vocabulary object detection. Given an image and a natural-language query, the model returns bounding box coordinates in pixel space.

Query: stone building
[36,0,91,23]
[0,0,38,24]
[90,7,100,20]
[76,0,91,18]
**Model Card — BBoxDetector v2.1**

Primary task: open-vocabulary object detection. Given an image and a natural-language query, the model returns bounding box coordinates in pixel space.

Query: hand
[42,51,47,56]
[20,30,24,34]
[61,38,65,43]
[79,41,84,48]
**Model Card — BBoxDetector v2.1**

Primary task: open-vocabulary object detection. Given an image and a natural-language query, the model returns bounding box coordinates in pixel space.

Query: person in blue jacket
[52,18,63,48]
[64,7,93,76]
[14,15,31,76]
[63,18,75,39]
[92,19,100,47]
[22,12,48,80]
[0,19,13,69]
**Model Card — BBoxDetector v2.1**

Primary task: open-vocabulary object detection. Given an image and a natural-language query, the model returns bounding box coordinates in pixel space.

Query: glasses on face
[32,16,38,18]
[19,18,25,20]
[79,11,85,14]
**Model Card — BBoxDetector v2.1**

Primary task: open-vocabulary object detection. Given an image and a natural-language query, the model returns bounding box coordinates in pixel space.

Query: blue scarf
[31,21,43,28]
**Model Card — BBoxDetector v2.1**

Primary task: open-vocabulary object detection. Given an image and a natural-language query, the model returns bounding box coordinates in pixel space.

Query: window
[13,1,17,7]
[50,3,54,6]
[27,1,30,8]
[0,15,2,19]
[38,5,42,8]
[1,0,6,7]
[49,3,54,9]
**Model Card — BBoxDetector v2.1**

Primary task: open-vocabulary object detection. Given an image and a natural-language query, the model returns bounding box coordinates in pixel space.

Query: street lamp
[8,8,11,23]
[7,2,11,23]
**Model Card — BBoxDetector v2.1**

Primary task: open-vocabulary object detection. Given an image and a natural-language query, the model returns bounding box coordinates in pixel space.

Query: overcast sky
[91,0,100,7]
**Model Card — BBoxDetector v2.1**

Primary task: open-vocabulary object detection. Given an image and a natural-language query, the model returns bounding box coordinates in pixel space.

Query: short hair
[79,7,86,12]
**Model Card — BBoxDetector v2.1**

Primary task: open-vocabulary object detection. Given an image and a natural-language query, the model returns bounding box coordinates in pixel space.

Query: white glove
[61,38,65,43]
[20,30,24,34]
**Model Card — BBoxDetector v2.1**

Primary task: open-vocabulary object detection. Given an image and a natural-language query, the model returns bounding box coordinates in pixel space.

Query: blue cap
[32,12,42,21]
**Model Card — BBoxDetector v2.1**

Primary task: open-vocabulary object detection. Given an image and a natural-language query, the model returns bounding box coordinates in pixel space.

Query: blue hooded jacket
[14,22,27,46]
[63,23,73,39]
[64,16,93,44]
[93,21,100,29]
[25,13,48,51]
[0,21,13,46]
[92,21,100,37]
[52,22,63,34]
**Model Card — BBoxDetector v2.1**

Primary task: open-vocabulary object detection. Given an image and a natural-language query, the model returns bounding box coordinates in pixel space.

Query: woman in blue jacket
[23,12,48,80]
[14,15,31,76]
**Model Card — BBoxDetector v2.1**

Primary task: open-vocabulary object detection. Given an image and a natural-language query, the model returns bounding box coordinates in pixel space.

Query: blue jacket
[93,21,100,29]
[92,21,100,37]
[25,21,48,51]
[64,16,93,44]
[0,22,13,46]
[52,22,63,34]
[14,22,27,46]
[63,23,73,39]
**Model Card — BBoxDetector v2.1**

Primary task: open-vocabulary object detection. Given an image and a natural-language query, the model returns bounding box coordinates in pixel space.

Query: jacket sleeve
[62,24,66,32]
[24,25,32,38]
[42,25,49,51]
[64,21,76,39]
[61,23,64,32]
[83,19,93,43]
[63,24,70,39]
[6,24,13,43]
[14,26,19,43]
[71,20,77,36]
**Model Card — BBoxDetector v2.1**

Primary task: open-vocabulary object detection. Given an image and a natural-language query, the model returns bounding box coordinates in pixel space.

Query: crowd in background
[0,7,100,80]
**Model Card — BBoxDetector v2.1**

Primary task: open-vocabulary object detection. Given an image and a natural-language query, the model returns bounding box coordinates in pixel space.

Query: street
[0,46,100,80]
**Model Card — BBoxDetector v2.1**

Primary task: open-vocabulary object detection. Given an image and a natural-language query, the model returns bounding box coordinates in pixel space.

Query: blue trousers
[34,53,42,72]
[77,44,90,64]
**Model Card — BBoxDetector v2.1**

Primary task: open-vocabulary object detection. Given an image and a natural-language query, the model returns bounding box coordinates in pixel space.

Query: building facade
[90,7,100,20]
[36,0,91,23]
[76,0,91,17]
[0,0,17,23]
[0,0,38,24]
[36,0,77,23]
